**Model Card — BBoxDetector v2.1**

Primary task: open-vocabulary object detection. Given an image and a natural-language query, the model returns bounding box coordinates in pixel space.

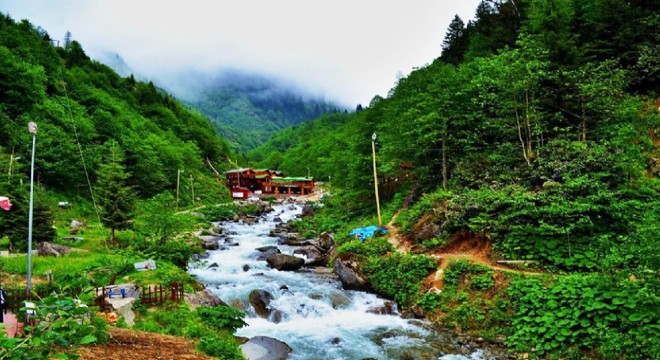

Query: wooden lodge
[225,168,314,198]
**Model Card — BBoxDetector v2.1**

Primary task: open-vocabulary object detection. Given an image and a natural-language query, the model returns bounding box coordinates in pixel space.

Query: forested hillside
[184,70,340,152]
[0,13,233,249]
[251,0,659,358]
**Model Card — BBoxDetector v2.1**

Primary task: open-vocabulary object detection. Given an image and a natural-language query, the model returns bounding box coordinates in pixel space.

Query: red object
[0,196,12,211]
[229,187,252,200]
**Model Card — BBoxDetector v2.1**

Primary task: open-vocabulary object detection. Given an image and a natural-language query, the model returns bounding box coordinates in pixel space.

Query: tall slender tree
[96,140,135,243]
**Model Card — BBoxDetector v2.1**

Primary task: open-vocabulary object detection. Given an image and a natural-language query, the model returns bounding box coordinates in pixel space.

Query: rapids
[189,202,500,360]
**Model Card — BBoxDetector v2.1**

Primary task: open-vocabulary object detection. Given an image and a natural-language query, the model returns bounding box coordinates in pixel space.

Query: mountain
[0,12,232,201]
[182,70,342,153]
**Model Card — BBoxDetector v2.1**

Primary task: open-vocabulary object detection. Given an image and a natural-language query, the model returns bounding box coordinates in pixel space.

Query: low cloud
[1,0,481,106]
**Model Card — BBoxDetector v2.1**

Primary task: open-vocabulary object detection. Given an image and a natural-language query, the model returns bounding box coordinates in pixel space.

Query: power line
[59,72,101,223]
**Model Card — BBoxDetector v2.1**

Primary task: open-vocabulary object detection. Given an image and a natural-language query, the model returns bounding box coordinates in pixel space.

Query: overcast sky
[0,0,481,106]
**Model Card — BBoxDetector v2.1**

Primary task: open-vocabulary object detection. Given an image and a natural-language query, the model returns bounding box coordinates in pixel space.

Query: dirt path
[384,212,544,291]
[76,327,214,360]
[385,210,410,253]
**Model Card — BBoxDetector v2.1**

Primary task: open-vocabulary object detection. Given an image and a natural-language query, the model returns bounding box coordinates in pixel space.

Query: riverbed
[189,201,501,360]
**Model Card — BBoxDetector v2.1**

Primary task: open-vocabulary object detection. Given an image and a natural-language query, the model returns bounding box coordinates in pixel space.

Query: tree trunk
[441,131,448,191]
[514,95,531,165]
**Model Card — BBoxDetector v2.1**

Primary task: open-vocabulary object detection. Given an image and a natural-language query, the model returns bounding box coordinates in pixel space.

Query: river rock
[319,232,335,251]
[256,247,281,261]
[37,242,71,257]
[240,336,292,360]
[301,204,315,217]
[202,239,220,250]
[266,253,304,271]
[367,301,399,315]
[330,292,351,309]
[249,289,274,318]
[333,253,371,291]
[293,246,327,266]
[184,289,228,310]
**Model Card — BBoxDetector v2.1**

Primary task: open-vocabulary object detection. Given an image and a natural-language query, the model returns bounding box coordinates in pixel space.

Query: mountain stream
[189,202,502,360]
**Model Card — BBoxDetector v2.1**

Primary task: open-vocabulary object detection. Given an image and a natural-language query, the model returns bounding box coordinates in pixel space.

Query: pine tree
[441,15,469,64]
[95,141,135,242]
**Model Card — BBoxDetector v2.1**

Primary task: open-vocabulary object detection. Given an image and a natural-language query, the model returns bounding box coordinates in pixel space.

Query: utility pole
[26,122,37,296]
[176,169,183,210]
[371,133,382,226]
[190,174,195,202]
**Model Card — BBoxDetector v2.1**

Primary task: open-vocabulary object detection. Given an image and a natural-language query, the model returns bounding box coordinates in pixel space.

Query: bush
[197,336,244,360]
[507,275,660,359]
[364,253,437,307]
[336,237,393,258]
[0,294,107,359]
[197,305,247,332]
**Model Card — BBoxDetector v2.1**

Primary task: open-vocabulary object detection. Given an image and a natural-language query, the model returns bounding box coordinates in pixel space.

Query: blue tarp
[348,226,388,241]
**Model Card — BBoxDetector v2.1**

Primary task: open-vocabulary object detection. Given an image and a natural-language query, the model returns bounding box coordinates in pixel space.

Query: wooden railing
[4,288,51,312]
[94,282,184,308]
[140,282,184,305]
[4,282,184,312]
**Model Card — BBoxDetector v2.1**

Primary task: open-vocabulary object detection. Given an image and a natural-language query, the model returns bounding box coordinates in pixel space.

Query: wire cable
[59,71,102,223]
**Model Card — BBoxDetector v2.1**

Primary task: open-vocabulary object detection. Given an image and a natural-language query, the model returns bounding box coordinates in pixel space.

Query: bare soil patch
[76,327,214,360]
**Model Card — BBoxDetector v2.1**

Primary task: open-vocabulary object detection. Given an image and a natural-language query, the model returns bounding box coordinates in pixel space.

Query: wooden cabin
[271,176,315,195]
[225,168,314,196]
[225,168,257,191]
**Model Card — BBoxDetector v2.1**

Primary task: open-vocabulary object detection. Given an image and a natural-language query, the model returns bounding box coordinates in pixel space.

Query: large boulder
[240,336,292,360]
[334,253,371,291]
[37,242,71,257]
[184,289,228,310]
[318,232,335,251]
[293,246,327,266]
[249,289,274,318]
[411,213,440,242]
[266,254,304,271]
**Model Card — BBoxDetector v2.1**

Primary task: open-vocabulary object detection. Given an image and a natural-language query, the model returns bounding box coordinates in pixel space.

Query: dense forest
[0,12,234,250]
[250,0,659,358]
[184,70,340,153]
[1,0,659,358]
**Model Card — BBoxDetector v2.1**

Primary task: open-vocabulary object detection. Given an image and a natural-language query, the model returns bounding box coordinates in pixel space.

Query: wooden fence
[140,283,185,305]
[93,282,184,308]
[4,282,184,313]
[4,288,51,312]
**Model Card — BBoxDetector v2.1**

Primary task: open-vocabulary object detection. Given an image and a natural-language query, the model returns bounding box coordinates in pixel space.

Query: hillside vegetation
[184,70,341,153]
[0,12,239,249]
[251,0,659,358]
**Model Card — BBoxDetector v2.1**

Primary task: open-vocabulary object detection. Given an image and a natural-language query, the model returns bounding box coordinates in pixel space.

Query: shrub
[197,305,247,332]
[197,336,244,360]
[364,253,437,307]
[336,237,393,258]
[0,294,107,359]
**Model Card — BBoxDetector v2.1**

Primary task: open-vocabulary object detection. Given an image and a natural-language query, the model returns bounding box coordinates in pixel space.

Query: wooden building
[225,168,314,196]
[229,187,252,200]
[225,168,257,191]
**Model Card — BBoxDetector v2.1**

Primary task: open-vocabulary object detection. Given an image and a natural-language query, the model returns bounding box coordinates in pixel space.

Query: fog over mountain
[0,0,482,107]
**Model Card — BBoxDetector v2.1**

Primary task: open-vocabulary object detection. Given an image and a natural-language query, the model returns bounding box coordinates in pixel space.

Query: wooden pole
[190,174,195,202]
[176,169,182,210]
[371,133,382,226]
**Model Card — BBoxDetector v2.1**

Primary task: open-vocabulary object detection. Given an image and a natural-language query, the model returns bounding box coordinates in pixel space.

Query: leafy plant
[197,305,247,332]
[0,294,107,359]
[364,253,437,307]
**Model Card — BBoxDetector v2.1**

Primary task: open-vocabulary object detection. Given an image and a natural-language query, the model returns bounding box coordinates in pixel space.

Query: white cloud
[0,0,481,106]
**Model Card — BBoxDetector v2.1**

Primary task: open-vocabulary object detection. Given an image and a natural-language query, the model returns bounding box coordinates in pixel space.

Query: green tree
[95,140,135,242]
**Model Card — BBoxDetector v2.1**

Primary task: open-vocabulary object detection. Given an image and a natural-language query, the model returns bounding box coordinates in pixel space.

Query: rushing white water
[189,202,494,360]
